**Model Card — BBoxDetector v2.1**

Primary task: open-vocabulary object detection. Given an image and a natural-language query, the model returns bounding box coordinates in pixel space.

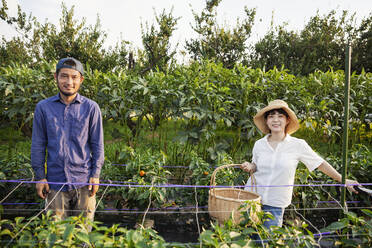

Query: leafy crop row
[1,60,371,145]
[1,208,371,247]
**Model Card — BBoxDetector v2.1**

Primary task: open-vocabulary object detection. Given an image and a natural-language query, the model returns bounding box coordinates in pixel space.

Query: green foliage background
[1,60,371,210]
[0,0,371,246]
[1,0,371,74]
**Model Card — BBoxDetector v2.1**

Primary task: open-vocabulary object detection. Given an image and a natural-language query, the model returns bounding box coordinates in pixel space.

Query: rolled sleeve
[299,140,324,172]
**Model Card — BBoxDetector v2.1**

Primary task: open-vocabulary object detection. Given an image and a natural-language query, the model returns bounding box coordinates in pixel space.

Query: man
[31,57,104,223]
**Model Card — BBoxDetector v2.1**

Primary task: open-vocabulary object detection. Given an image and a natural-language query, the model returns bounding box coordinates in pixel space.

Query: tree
[0,0,39,66]
[186,0,256,69]
[249,24,301,73]
[353,14,372,73]
[0,0,129,71]
[39,4,110,70]
[139,8,180,74]
[297,10,356,74]
[250,10,359,75]
[0,37,32,66]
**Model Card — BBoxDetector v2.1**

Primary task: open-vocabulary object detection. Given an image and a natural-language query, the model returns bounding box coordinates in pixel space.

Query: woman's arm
[317,161,358,193]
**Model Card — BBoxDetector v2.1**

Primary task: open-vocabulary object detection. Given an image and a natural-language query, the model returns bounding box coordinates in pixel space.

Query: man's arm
[31,104,49,198]
[88,104,104,196]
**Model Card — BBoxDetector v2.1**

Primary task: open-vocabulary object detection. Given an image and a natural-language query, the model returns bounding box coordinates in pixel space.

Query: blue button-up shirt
[31,93,104,191]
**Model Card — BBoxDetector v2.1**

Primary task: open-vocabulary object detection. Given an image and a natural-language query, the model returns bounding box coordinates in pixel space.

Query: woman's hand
[240,162,256,173]
[345,179,359,194]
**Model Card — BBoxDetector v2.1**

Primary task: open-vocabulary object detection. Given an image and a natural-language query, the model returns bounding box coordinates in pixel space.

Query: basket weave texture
[208,164,261,224]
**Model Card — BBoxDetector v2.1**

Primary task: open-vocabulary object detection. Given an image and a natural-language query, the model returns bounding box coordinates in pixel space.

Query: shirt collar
[53,93,82,104]
[74,93,82,103]
[51,94,60,102]
[264,133,292,142]
[283,134,292,142]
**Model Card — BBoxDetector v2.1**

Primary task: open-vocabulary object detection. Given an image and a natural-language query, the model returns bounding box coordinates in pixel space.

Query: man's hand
[89,177,99,196]
[240,162,256,173]
[36,179,49,199]
[345,179,359,194]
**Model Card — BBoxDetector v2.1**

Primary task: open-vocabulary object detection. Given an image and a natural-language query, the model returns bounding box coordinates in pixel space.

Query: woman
[241,99,358,228]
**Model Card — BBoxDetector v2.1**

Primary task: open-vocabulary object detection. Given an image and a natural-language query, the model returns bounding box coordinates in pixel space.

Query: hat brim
[253,103,300,134]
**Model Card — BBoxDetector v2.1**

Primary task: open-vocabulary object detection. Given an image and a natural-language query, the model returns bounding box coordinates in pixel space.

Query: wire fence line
[1,178,370,215]
[1,179,371,188]
[1,206,371,215]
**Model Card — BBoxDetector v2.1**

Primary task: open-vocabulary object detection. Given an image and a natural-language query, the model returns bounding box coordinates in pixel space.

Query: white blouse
[245,134,324,208]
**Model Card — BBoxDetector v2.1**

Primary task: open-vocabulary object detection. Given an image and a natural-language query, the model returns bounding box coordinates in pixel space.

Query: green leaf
[0,229,12,237]
[62,224,75,241]
[37,229,49,241]
[143,87,149,95]
[19,231,34,247]
[47,233,57,248]
[321,221,348,232]
[76,232,90,244]
[189,132,198,139]
[225,118,232,127]
[341,239,358,246]
[89,232,106,243]
[183,111,193,118]
[361,209,372,218]
[230,243,243,248]
[157,191,165,202]
[152,240,166,248]
[199,230,216,244]
[132,230,145,243]
[229,231,241,239]
[5,86,13,96]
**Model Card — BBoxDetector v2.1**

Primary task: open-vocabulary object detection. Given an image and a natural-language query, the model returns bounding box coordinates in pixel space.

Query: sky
[1,0,372,57]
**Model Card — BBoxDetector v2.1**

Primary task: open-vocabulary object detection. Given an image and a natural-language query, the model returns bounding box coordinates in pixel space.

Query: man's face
[54,68,84,97]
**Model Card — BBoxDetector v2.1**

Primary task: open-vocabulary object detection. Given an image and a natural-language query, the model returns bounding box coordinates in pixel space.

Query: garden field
[0,61,371,247]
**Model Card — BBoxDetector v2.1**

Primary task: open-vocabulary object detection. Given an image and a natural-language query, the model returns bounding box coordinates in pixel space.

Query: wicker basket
[208,164,261,225]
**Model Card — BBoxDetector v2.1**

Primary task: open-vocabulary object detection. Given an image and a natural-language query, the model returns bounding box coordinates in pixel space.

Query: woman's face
[265,110,290,134]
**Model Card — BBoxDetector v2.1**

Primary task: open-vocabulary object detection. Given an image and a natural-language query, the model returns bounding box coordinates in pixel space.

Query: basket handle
[209,164,257,193]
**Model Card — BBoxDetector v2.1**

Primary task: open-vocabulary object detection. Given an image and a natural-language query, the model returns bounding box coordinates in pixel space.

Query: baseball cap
[56,57,84,75]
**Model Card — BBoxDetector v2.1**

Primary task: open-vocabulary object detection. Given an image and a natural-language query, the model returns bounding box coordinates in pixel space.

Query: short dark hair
[264,108,289,119]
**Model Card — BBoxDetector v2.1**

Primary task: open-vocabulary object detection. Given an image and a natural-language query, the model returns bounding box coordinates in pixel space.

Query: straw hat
[253,100,300,134]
